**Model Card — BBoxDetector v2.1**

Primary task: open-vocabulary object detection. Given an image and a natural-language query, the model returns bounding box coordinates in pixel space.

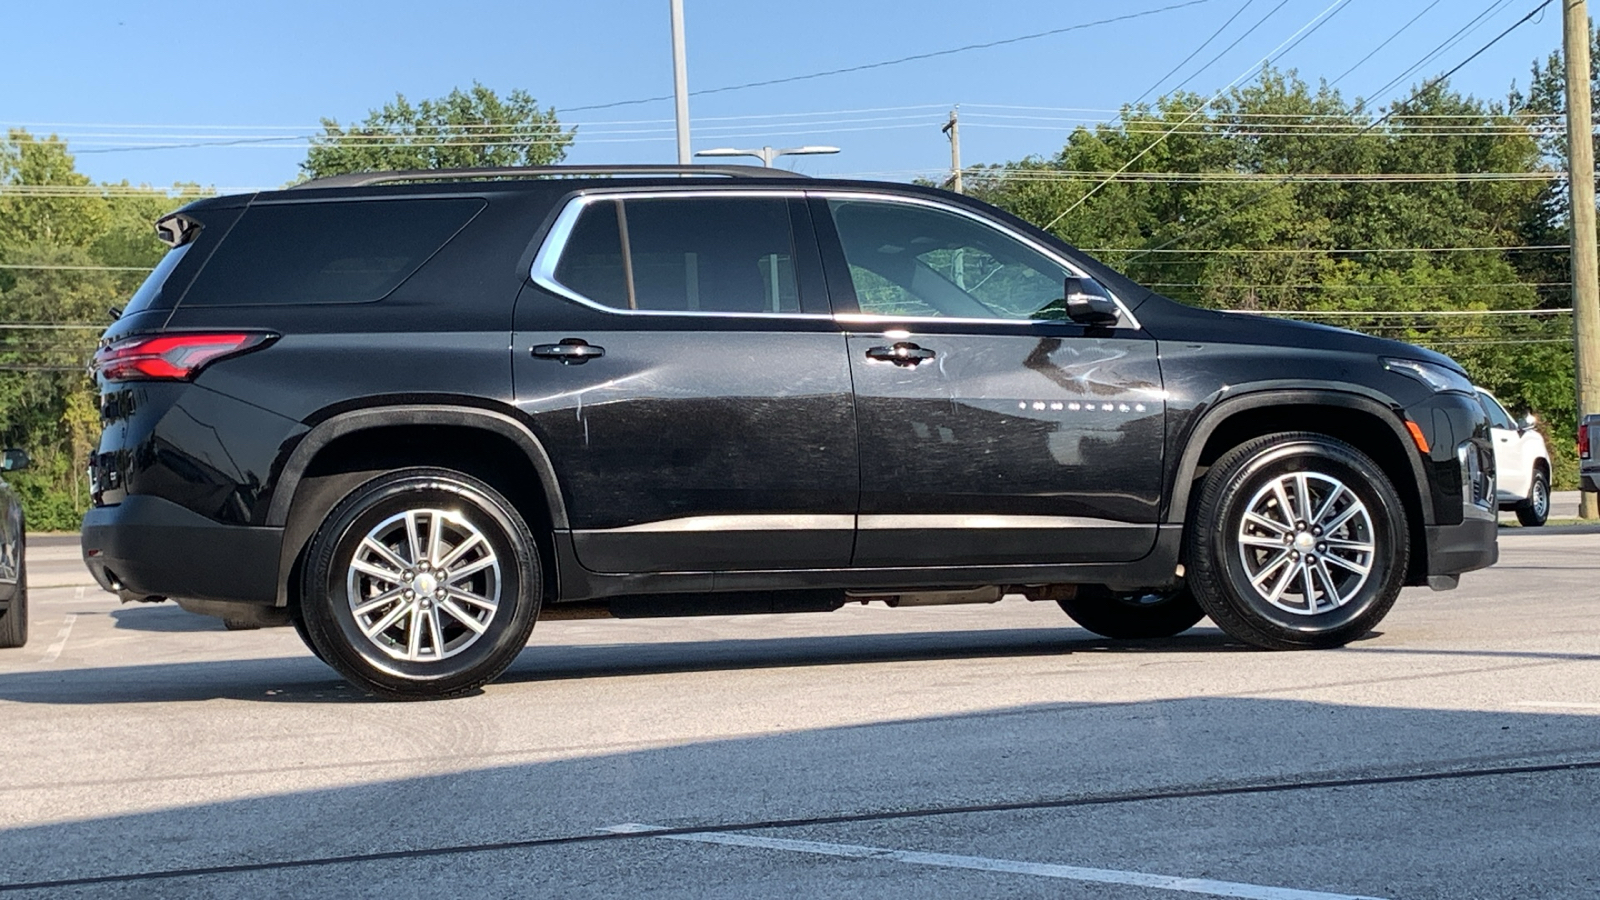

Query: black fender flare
[266,405,568,607]
[266,404,568,529]
[1163,385,1432,527]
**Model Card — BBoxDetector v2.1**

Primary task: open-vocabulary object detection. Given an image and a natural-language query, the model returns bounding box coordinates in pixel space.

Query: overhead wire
[1119,0,1559,261]
[1133,0,1260,106]
[1043,0,1356,228]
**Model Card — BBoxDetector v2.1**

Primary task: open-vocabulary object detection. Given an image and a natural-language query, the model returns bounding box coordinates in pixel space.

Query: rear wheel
[1186,433,1408,650]
[300,468,541,700]
[1057,585,1205,639]
[1516,468,1550,527]
[0,554,26,649]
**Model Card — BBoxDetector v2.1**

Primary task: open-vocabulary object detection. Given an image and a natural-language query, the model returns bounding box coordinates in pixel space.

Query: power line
[1328,0,1444,88]
[1123,0,1558,260]
[1166,0,1295,97]
[1045,0,1356,228]
[556,0,1223,114]
[1133,0,1259,105]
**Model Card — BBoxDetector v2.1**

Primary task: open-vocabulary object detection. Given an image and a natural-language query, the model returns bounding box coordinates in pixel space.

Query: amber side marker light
[1404,419,1431,454]
[93,332,275,382]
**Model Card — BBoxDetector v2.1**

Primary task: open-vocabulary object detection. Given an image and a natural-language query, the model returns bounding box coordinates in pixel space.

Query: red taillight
[1581,422,1592,460]
[93,332,273,382]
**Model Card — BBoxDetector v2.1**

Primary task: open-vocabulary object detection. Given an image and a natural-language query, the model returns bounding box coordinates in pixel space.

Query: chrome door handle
[865,342,935,367]
[532,339,605,364]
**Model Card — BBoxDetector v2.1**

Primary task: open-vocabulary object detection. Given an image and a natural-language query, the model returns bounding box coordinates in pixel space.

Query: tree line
[0,43,1596,528]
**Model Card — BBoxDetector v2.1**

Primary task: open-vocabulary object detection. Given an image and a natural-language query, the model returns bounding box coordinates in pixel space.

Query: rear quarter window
[178,198,485,306]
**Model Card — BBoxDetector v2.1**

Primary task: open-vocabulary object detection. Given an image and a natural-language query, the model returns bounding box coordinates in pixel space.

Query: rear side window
[179,198,484,306]
[121,243,194,317]
[551,197,800,314]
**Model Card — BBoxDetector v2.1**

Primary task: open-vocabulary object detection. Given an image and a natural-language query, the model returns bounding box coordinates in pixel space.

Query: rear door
[815,192,1165,567]
[513,190,858,573]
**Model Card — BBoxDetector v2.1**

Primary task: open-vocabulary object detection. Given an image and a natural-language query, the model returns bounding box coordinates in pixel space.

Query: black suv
[82,165,1498,699]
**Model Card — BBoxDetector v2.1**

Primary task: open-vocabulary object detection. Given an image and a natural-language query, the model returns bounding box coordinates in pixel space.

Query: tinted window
[553,197,799,314]
[121,243,193,317]
[180,198,484,306]
[1479,392,1516,429]
[829,199,1091,321]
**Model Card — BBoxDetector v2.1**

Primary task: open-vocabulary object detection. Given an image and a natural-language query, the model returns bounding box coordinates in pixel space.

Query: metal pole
[1564,0,1600,518]
[671,0,691,165]
[943,107,962,194]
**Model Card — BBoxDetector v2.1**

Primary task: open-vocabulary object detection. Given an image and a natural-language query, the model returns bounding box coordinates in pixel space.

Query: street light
[694,145,840,168]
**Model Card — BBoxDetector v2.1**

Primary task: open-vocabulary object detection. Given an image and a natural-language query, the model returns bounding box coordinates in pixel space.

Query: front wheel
[1057,585,1205,639]
[300,468,542,700]
[1516,468,1550,527]
[1186,433,1409,650]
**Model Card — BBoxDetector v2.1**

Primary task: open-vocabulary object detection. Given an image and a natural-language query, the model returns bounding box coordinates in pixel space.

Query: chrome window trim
[529,187,1142,330]
[812,189,1142,331]
[529,189,827,321]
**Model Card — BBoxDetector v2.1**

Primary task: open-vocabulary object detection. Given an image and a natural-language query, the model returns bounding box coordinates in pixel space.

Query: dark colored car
[81,165,1498,699]
[0,448,30,648]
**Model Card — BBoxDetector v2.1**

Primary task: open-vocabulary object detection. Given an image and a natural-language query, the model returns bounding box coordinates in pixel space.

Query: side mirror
[1,449,28,473]
[1519,413,1537,432]
[1064,276,1120,327]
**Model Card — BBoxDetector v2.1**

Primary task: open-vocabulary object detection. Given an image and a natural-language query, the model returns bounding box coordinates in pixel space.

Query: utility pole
[942,106,962,194]
[671,0,691,165]
[1564,0,1600,518]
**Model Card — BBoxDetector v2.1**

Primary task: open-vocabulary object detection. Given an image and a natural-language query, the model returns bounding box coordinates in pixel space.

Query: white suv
[1478,389,1551,526]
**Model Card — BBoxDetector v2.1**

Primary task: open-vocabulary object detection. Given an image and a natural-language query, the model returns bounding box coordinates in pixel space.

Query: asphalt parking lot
[1,522,1597,899]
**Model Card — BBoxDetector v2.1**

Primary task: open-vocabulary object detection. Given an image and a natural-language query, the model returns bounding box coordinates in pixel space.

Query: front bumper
[1424,509,1498,578]
[82,495,283,606]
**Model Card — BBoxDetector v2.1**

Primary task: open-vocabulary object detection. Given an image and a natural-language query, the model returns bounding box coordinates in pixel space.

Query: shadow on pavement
[0,697,1595,897]
[5,624,1599,707]
[0,627,1254,706]
[109,604,228,633]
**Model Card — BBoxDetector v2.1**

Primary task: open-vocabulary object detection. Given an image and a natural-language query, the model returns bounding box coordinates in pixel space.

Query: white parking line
[39,613,77,664]
[607,824,1387,900]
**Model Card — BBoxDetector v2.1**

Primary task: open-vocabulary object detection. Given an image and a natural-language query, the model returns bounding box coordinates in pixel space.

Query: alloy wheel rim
[1534,479,1549,516]
[345,508,501,663]
[1236,472,1375,616]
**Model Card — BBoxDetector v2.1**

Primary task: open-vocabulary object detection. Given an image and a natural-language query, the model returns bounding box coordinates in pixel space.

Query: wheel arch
[1166,388,1432,585]
[267,404,567,608]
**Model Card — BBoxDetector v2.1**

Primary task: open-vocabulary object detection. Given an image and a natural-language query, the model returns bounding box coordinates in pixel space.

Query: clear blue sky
[0,0,1566,190]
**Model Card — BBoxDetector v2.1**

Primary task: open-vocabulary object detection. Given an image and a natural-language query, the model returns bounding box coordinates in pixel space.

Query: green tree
[970,68,1577,484]
[0,131,204,528]
[301,82,574,179]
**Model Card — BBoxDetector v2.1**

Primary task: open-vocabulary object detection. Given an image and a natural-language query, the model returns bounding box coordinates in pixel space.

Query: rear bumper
[1424,511,1497,578]
[81,495,283,606]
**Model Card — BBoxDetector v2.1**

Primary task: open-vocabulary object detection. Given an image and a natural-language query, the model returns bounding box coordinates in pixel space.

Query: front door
[513,192,857,573]
[815,194,1166,567]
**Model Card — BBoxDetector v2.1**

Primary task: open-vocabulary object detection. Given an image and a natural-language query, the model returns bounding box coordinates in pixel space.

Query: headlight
[1383,358,1474,394]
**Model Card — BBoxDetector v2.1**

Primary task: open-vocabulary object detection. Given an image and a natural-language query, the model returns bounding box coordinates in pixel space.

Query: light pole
[670,0,691,164]
[694,145,840,168]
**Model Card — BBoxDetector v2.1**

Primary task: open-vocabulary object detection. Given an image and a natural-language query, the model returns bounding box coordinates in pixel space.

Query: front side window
[828,198,1100,322]
[552,196,800,314]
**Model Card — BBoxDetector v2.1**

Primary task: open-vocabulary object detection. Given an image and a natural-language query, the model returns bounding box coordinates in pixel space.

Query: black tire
[0,552,26,649]
[1516,467,1550,527]
[1186,432,1409,650]
[1057,584,1206,639]
[300,468,541,700]
[290,607,326,662]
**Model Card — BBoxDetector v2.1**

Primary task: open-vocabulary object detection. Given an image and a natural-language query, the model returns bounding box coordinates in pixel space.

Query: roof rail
[292,164,808,190]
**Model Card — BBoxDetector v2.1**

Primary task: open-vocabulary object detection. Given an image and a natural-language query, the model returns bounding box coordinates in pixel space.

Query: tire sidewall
[1208,440,1406,639]
[303,470,540,696]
